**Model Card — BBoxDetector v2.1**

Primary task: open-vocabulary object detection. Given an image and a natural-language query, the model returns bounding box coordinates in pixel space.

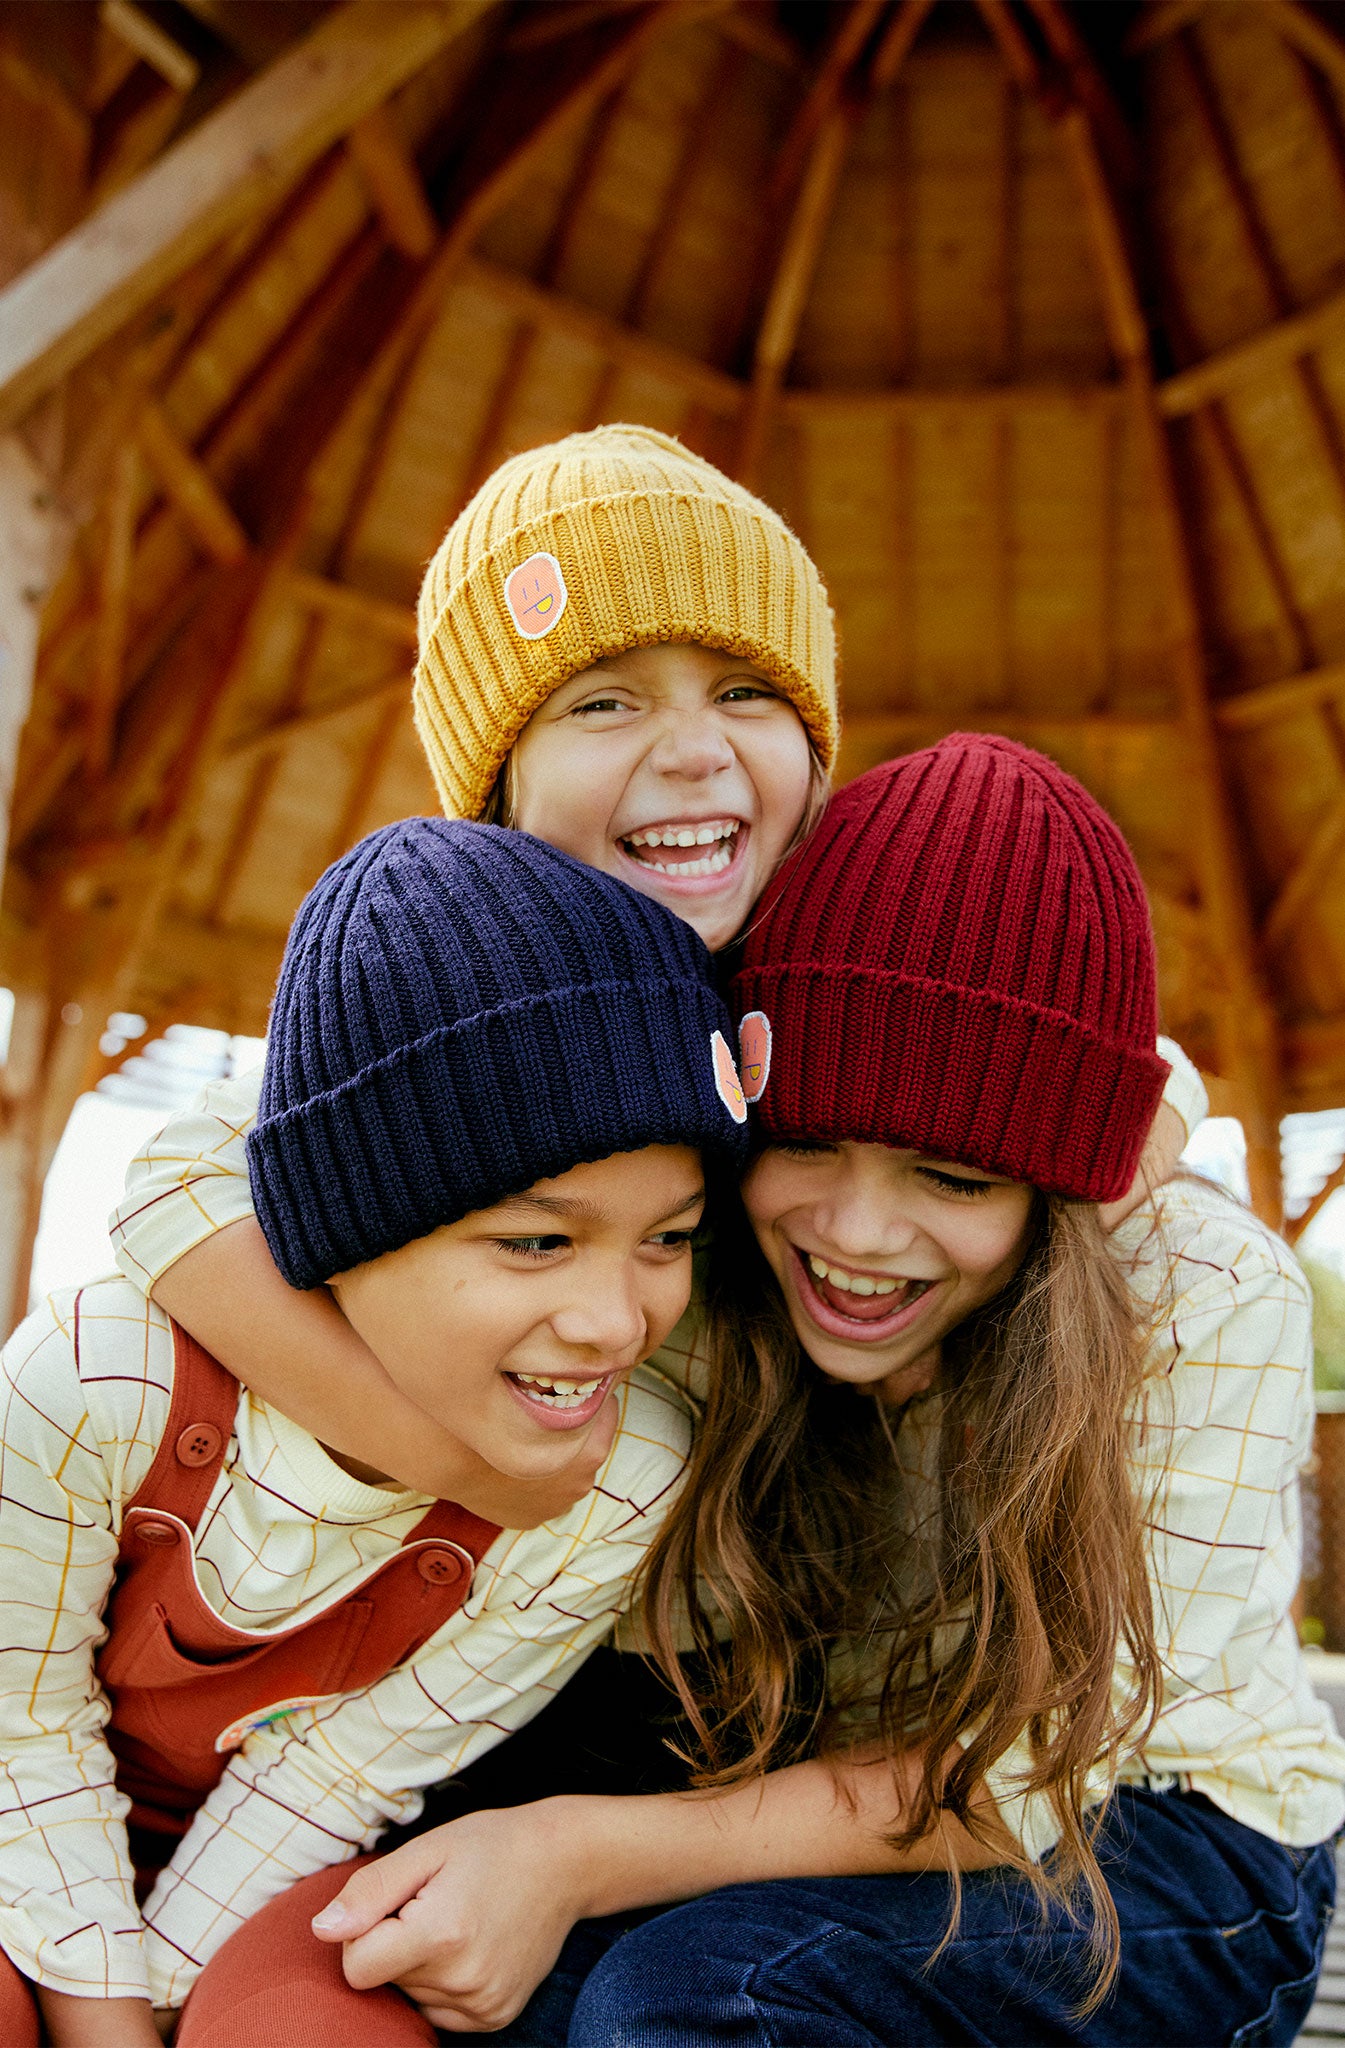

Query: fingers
[339,1900,448,1990]
[311,1837,445,1943]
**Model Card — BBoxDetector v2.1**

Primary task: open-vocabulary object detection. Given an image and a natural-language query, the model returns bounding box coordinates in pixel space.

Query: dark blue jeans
[498,1789,1336,2046]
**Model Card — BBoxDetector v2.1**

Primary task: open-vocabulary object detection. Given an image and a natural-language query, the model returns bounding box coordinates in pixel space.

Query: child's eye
[570,695,630,717]
[494,1235,569,1258]
[916,1167,994,1199]
[718,682,777,704]
[646,1228,697,1252]
[776,1140,836,1159]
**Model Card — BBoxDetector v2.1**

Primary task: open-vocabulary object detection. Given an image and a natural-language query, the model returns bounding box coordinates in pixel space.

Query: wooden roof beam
[1125,1,1214,55]
[347,107,438,262]
[136,396,250,564]
[770,0,888,201]
[1262,789,1345,956]
[1214,660,1345,733]
[462,256,746,415]
[1261,0,1345,94]
[737,103,853,488]
[1040,61,1284,1221]
[0,0,500,433]
[1158,279,1345,417]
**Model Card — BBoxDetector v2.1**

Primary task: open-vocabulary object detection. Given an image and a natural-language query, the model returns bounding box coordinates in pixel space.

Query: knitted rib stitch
[248,818,748,1288]
[732,734,1168,1202]
[413,424,837,818]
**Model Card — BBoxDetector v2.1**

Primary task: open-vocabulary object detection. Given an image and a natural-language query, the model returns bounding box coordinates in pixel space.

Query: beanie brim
[734,964,1169,1203]
[248,978,748,1288]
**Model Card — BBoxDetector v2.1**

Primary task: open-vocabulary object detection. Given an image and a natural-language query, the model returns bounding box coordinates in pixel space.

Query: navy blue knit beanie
[247,819,749,1288]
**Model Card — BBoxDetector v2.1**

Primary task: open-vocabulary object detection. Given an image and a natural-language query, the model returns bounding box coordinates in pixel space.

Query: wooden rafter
[736,102,854,488]
[347,107,438,262]
[1044,79,1285,1217]
[1214,660,1345,733]
[136,395,250,565]
[1262,794,1345,957]
[88,430,140,777]
[1158,280,1345,419]
[770,0,888,202]
[0,0,501,432]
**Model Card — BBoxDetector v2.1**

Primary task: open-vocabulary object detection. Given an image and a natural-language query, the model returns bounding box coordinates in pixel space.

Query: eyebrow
[491,1187,706,1227]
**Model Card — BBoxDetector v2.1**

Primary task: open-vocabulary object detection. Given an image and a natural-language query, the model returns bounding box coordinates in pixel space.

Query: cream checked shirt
[899,1176,1345,1859]
[0,1280,691,2009]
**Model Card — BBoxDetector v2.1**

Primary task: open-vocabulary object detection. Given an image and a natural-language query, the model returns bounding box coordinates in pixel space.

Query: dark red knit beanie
[732,734,1168,1202]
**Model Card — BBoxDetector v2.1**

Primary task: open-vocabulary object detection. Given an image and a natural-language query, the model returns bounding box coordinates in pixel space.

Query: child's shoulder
[1123,1174,1310,1317]
[3,1274,175,1432]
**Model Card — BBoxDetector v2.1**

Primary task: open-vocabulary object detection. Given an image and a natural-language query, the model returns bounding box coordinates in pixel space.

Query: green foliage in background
[1304,1252,1345,1392]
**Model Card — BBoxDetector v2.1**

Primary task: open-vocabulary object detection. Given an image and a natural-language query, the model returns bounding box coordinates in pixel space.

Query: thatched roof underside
[5,0,1345,1270]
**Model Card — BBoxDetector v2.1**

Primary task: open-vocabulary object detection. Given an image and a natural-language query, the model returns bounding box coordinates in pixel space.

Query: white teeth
[643,844,734,878]
[624,820,740,851]
[807,1255,909,1300]
[513,1372,603,1409]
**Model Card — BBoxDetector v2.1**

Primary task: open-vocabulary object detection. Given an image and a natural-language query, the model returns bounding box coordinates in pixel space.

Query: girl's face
[330,1146,703,1483]
[508,643,814,951]
[743,1140,1036,1401]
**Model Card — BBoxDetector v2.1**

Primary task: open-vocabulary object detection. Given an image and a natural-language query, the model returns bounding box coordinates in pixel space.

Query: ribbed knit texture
[248,820,748,1288]
[413,424,838,818]
[732,735,1168,1202]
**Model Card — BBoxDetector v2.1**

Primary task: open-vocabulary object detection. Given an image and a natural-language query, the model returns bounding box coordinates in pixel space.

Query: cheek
[512,730,636,861]
[947,1206,1033,1291]
[739,720,813,853]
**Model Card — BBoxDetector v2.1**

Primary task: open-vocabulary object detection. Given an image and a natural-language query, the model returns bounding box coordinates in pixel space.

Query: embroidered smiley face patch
[504,551,568,639]
[711,1029,748,1124]
[738,1010,772,1101]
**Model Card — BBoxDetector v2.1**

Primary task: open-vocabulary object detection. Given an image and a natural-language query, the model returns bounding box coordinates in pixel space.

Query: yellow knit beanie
[413,424,838,819]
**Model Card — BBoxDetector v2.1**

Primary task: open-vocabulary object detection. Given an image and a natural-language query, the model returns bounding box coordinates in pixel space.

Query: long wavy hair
[642,1183,1164,2007]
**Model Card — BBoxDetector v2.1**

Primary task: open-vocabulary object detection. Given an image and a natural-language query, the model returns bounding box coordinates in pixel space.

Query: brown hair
[643,1188,1163,2006]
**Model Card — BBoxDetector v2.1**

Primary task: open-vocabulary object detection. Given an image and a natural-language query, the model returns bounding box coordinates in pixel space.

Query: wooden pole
[1055,103,1285,1224]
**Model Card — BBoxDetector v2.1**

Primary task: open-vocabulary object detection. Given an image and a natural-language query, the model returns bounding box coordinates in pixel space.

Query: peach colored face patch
[711,1029,747,1124]
[504,552,568,639]
[738,1010,772,1101]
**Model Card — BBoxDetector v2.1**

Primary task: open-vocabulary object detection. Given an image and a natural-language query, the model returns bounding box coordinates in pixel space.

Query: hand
[310,1803,585,2034]
[1098,1100,1185,1232]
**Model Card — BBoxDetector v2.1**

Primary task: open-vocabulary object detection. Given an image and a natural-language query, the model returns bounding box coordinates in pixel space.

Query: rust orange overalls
[97,1321,501,1877]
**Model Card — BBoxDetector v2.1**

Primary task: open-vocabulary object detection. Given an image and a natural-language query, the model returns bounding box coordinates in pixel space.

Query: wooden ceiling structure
[2,0,1345,1327]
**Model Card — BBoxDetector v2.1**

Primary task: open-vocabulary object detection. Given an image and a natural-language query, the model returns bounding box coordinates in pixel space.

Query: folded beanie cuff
[248,978,746,1288]
[414,489,838,819]
[734,964,1170,1203]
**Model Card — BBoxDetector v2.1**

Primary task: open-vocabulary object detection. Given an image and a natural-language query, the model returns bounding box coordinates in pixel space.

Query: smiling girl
[307,737,1344,2047]
[0,817,748,2048]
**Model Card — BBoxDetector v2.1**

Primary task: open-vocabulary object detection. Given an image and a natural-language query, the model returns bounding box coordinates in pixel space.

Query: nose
[549,1263,647,1360]
[647,703,736,782]
[812,1157,921,1263]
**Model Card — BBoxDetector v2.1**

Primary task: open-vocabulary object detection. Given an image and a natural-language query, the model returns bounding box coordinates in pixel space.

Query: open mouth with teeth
[618,818,743,883]
[794,1248,938,1340]
[504,1369,617,1430]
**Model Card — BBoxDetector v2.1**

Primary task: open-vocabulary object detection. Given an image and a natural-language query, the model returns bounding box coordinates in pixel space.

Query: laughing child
[0,817,747,2048]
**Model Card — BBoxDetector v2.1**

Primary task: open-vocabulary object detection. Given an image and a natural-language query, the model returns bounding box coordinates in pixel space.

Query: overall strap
[121,1321,238,1538]
[407,1495,501,1567]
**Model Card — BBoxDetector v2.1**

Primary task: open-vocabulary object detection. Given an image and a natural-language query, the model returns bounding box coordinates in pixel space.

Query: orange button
[176,1423,224,1468]
[137,1520,179,1547]
[417,1548,466,1587]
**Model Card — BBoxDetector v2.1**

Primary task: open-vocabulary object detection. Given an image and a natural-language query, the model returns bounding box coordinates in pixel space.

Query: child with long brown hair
[303,735,1343,2047]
